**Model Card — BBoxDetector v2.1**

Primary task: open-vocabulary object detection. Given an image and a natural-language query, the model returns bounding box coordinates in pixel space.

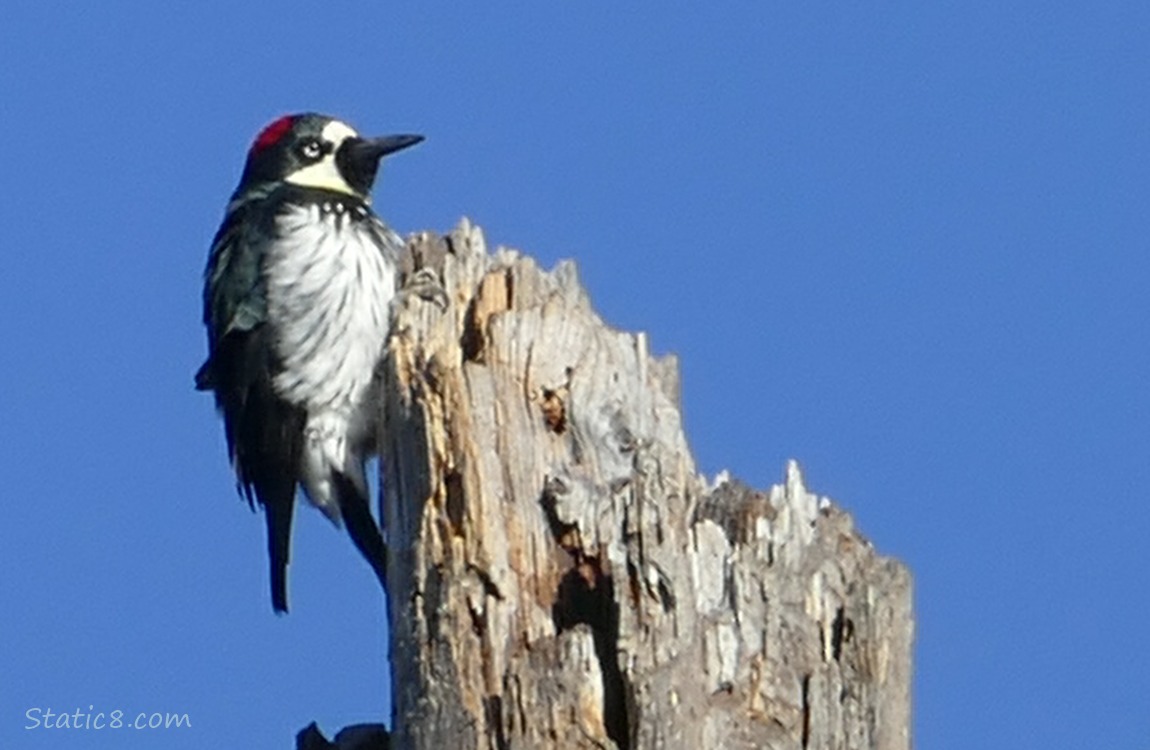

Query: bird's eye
[300,140,323,160]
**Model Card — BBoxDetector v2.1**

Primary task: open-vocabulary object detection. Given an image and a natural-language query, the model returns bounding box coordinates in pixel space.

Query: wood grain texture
[378,220,913,750]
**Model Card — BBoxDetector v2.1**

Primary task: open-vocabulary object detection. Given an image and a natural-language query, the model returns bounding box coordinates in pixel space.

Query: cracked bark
[375,220,913,750]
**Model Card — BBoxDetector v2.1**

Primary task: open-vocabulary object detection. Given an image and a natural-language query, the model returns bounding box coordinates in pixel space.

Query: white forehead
[321,120,358,144]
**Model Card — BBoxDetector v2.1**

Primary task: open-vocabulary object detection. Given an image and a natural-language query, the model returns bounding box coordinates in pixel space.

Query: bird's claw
[402,267,449,310]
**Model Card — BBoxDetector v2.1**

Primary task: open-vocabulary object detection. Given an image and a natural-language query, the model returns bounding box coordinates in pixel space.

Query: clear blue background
[2,2,1147,748]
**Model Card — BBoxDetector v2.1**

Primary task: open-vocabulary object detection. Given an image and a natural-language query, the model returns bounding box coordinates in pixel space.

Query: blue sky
[2,2,1147,748]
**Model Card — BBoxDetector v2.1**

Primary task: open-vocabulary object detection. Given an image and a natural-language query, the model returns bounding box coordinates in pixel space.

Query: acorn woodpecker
[195,113,423,613]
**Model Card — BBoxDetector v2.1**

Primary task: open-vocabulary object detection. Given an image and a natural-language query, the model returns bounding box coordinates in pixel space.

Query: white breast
[264,202,398,428]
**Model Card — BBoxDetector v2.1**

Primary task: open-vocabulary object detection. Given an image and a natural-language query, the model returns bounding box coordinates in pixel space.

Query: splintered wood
[379,220,912,750]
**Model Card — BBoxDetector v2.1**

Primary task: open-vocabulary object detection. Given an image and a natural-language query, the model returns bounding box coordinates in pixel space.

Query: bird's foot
[401,267,449,310]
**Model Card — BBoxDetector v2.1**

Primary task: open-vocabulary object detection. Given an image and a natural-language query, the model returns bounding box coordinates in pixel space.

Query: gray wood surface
[374,220,912,750]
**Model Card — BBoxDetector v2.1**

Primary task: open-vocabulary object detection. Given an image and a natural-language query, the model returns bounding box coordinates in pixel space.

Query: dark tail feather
[264,488,295,614]
[207,325,305,613]
[333,473,388,592]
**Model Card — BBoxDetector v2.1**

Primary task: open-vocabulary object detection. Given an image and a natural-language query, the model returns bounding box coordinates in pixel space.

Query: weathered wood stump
[368,220,912,749]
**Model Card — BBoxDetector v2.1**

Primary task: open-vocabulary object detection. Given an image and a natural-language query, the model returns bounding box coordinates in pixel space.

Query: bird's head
[236,113,423,201]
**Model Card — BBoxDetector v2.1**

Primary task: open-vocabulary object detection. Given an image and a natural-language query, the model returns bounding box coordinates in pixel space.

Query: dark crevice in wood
[831,606,853,662]
[482,696,509,750]
[551,563,632,750]
[542,477,633,746]
[502,267,515,309]
[625,559,642,611]
[460,296,485,363]
[466,601,485,638]
[800,673,811,749]
[423,565,444,650]
[539,479,580,552]
[444,469,465,537]
[468,564,505,601]
[656,574,676,614]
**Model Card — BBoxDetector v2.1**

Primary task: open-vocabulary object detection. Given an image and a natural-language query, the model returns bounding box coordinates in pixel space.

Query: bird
[195,113,423,613]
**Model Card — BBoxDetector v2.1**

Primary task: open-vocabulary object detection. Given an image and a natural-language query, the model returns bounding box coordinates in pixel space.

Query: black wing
[196,199,304,613]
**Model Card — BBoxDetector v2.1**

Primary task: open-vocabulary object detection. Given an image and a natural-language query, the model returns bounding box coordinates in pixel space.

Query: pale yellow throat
[284,120,367,199]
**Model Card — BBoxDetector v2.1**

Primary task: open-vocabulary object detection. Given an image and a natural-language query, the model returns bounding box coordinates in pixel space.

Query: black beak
[336,134,424,195]
[367,134,425,157]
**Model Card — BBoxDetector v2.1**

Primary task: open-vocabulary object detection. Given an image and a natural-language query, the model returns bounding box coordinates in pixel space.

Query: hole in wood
[540,388,567,433]
[461,296,485,363]
[831,606,853,662]
[551,560,633,750]
[445,469,465,538]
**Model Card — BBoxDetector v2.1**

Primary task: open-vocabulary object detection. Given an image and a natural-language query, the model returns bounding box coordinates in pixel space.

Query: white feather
[264,202,398,519]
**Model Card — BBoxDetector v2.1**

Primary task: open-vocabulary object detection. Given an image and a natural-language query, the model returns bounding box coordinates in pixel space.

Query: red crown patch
[250,115,297,154]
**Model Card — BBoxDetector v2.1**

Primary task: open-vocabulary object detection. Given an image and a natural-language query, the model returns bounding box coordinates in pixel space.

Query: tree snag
[364,220,913,750]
